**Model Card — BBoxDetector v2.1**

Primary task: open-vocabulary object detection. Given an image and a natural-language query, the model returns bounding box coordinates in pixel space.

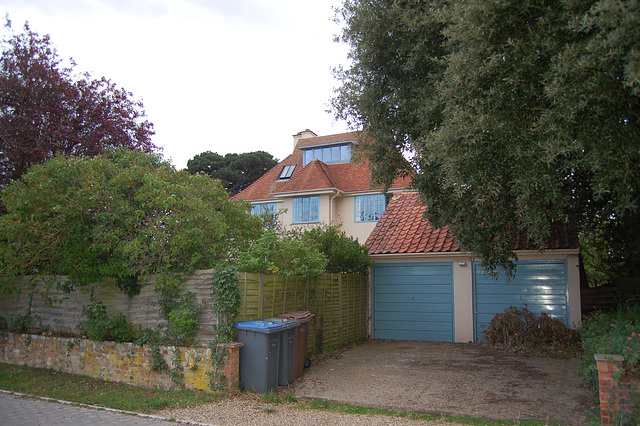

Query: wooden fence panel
[0,271,369,353]
[235,272,368,354]
[0,270,218,342]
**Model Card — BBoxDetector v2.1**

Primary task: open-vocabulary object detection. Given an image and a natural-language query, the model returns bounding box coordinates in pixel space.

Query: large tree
[332,0,640,276]
[186,150,278,195]
[0,20,156,190]
[0,148,262,292]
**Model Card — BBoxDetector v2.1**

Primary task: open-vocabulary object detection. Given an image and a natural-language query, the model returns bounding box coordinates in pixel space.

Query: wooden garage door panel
[475,283,567,296]
[375,311,453,323]
[474,260,568,342]
[375,302,453,314]
[376,317,453,333]
[375,284,452,294]
[474,263,567,286]
[375,293,453,304]
[475,293,567,304]
[375,264,452,277]
[373,263,453,342]
[379,329,453,341]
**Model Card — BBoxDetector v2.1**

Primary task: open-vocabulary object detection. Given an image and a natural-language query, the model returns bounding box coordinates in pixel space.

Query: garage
[473,260,569,341]
[366,192,580,343]
[372,262,454,342]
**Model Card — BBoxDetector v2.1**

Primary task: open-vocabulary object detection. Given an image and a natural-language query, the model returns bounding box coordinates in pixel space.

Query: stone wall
[595,353,640,424]
[0,333,241,392]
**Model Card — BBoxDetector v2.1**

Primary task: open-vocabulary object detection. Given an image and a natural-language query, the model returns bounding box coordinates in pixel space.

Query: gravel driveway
[159,340,594,425]
[293,341,593,425]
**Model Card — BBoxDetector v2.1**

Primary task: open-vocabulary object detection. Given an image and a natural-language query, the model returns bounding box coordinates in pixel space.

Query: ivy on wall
[207,264,242,391]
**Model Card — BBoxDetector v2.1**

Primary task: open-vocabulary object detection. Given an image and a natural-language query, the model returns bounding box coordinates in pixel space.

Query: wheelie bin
[266,317,299,386]
[235,319,285,393]
[277,311,315,379]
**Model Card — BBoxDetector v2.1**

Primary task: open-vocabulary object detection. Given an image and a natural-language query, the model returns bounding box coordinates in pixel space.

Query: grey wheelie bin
[235,320,285,393]
[266,318,299,386]
[277,311,315,379]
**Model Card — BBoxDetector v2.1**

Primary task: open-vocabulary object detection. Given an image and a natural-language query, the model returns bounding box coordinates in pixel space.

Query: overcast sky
[2,0,351,169]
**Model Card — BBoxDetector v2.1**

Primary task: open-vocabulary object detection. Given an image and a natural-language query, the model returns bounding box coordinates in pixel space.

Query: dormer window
[302,143,352,166]
[278,164,296,180]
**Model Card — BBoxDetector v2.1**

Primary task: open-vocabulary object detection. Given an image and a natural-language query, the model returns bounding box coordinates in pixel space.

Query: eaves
[272,188,339,198]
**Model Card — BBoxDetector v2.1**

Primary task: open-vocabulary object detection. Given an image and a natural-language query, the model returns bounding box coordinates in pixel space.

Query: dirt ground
[291,340,595,425]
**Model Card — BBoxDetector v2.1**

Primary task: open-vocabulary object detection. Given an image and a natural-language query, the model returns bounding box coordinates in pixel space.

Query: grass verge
[297,399,565,426]
[0,363,222,413]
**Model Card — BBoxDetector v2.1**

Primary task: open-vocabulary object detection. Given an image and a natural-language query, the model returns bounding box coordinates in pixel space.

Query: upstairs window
[293,196,319,223]
[250,202,277,216]
[354,194,390,222]
[278,165,296,180]
[303,143,352,166]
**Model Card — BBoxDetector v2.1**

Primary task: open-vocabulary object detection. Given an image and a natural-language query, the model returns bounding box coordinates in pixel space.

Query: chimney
[293,129,317,148]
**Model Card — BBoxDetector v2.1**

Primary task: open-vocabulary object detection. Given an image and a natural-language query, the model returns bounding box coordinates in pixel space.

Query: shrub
[483,306,581,357]
[80,301,135,343]
[155,275,202,347]
[580,304,640,392]
[6,313,43,334]
[302,225,371,274]
[238,229,327,278]
[238,224,371,277]
[0,148,262,293]
[166,292,200,346]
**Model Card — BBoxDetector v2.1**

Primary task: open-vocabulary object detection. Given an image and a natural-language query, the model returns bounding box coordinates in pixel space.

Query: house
[236,130,581,344]
[366,191,581,343]
[234,129,410,242]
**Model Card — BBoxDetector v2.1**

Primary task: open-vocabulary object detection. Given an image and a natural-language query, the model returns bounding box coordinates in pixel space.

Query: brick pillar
[595,353,625,424]
[223,342,243,391]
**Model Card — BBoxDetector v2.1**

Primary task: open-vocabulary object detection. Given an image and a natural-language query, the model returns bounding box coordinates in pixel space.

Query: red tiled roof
[295,131,361,149]
[277,159,338,192]
[366,192,579,254]
[233,131,411,201]
[366,192,459,254]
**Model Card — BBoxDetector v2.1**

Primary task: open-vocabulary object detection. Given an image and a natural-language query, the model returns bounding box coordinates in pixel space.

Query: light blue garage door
[474,260,569,342]
[373,263,454,342]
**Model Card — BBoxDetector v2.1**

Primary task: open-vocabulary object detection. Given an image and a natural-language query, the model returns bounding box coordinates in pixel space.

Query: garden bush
[80,301,135,343]
[580,304,640,392]
[483,306,581,357]
[5,313,44,334]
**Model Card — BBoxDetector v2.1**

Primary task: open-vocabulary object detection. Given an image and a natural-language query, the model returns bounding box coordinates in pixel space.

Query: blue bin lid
[235,320,285,332]
[264,318,299,329]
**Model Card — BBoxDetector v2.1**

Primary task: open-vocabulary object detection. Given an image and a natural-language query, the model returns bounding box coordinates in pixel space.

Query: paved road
[0,392,192,425]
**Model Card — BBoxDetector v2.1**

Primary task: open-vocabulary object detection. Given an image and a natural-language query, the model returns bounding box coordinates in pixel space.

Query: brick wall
[0,333,241,392]
[595,353,640,424]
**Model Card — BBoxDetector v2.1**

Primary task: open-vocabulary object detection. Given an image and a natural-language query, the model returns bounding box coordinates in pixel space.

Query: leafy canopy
[303,225,371,274]
[0,148,262,292]
[186,151,278,195]
[238,224,371,277]
[333,0,640,274]
[0,19,156,191]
